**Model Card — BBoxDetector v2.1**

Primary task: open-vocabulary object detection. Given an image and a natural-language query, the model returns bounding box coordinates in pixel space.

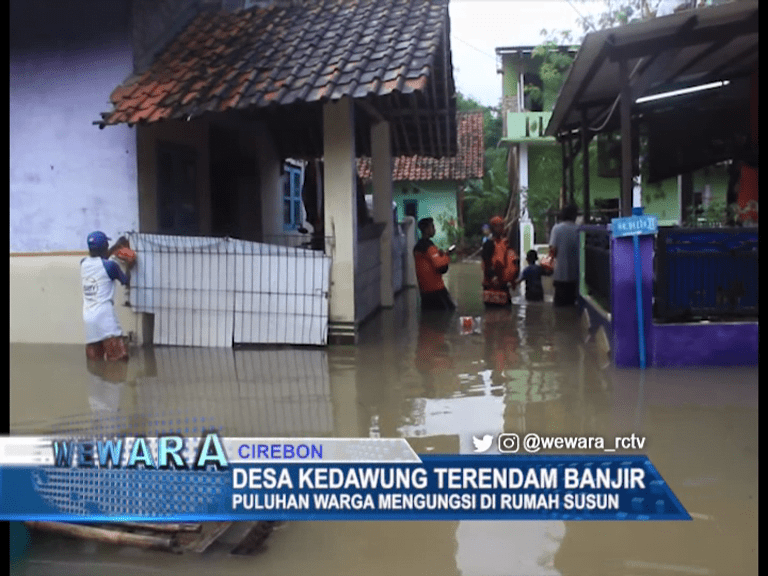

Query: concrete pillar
[371,120,394,307]
[518,142,532,254]
[519,143,529,220]
[323,97,358,343]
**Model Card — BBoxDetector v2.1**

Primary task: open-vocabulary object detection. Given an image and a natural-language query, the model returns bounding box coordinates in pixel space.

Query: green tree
[574,0,699,33]
[463,147,509,242]
[527,1,704,107]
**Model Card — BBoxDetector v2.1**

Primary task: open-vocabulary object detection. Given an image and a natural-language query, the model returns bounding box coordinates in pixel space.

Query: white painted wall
[10,3,137,252]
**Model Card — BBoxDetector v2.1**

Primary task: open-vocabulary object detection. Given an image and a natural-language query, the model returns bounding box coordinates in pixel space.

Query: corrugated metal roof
[357,111,484,181]
[98,0,457,158]
[546,0,758,137]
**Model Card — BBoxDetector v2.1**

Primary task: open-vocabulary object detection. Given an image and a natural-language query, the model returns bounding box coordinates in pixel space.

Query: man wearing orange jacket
[481,215,519,307]
[414,217,456,310]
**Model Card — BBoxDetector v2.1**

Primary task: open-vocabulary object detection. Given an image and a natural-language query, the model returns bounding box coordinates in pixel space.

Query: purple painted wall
[611,235,654,367]
[650,322,759,367]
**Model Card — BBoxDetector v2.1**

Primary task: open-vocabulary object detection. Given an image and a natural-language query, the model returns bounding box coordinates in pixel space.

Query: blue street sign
[611,215,658,238]
[611,211,658,369]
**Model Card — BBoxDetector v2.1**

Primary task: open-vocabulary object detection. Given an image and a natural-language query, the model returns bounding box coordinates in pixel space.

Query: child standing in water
[519,250,552,302]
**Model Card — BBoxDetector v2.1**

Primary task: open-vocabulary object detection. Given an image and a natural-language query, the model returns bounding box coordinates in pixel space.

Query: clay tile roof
[357,111,484,182]
[99,0,454,141]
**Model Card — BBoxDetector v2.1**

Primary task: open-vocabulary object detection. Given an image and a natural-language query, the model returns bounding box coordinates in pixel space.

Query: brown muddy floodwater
[10,262,758,575]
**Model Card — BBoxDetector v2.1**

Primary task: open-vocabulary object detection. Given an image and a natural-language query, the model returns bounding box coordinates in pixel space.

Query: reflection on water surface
[10,263,757,575]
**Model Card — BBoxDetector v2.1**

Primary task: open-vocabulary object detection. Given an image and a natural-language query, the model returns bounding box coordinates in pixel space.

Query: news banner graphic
[0,434,690,521]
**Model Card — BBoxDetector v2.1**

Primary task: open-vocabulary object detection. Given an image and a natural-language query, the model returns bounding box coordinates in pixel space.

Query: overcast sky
[448,0,602,107]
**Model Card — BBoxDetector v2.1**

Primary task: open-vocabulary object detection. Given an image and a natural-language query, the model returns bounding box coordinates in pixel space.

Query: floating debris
[24,520,279,555]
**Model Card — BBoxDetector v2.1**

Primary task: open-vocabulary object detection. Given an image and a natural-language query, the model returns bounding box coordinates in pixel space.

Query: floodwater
[9,262,758,575]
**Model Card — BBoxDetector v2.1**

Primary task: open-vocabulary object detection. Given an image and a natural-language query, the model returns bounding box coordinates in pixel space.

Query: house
[357,111,485,248]
[10,0,458,346]
[495,44,577,256]
[496,36,738,256]
[543,0,758,367]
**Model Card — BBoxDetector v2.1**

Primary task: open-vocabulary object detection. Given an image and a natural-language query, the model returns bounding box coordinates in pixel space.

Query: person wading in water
[413,217,456,310]
[481,215,519,307]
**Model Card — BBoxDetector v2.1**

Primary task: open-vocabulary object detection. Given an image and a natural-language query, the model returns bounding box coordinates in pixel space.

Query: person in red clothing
[413,217,456,310]
[481,215,519,307]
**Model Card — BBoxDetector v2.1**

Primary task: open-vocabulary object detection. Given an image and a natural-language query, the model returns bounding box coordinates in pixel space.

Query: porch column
[371,120,394,307]
[561,139,568,205]
[568,136,576,204]
[619,58,633,217]
[580,109,590,223]
[519,142,529,220]
[518,142,534,256]
[323,97,358,344]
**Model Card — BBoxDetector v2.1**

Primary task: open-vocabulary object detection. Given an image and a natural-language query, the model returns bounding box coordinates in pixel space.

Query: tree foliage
[527,0,695,105]
[463,147,509,241]
[573,0,690,33]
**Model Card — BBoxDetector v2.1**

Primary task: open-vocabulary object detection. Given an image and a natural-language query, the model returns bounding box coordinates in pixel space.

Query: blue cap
[87,231,110,251]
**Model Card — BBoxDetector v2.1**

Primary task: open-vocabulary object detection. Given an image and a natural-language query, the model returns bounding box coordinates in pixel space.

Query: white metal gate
[128,233,331,346]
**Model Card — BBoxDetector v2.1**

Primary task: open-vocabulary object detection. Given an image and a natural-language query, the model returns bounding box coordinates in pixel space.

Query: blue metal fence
[583,226,612,313]
[654,227,758,321]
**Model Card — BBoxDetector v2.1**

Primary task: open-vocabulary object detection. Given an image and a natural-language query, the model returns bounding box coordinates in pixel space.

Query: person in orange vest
[413,217,456,310]
[481,215,519,307]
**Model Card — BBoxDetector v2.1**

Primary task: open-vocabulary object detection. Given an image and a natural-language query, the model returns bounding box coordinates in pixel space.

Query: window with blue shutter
[283,165,303,231]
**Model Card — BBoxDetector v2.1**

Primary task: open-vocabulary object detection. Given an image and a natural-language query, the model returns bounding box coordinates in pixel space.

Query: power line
[451,35,498,62]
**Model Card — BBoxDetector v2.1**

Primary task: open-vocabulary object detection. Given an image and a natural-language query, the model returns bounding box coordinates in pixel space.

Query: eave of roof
[97,0,457,158]
[545,0,758,138]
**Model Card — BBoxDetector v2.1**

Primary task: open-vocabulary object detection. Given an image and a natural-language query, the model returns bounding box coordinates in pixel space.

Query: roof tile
[100,0,451,123]
[99,0,456,158]
[358,111,484,182]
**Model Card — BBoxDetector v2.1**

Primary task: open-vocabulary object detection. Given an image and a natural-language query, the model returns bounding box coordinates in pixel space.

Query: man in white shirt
[548,204,580,307]
[80,231,134,361]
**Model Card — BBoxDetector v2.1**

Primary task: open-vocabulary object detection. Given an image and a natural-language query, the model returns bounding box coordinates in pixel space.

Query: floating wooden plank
[230,521,277,555]
[25,521,178,552]
[178,521,233,553]
[119,522,202,533]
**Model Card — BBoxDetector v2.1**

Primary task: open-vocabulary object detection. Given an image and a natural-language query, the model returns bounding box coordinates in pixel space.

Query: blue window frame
[283,165,303,231]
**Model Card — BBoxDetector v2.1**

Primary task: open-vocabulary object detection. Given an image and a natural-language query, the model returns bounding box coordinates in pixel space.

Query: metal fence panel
[583,226,612,313]
[127,233,331,346]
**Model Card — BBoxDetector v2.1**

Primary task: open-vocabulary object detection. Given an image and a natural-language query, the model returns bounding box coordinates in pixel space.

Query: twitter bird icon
[472,434,493,453]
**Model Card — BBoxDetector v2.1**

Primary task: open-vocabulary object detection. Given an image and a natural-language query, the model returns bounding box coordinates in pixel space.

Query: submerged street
[10,262,758,575]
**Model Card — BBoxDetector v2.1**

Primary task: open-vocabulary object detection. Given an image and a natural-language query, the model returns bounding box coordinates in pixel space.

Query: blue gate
[655,227,758,321]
